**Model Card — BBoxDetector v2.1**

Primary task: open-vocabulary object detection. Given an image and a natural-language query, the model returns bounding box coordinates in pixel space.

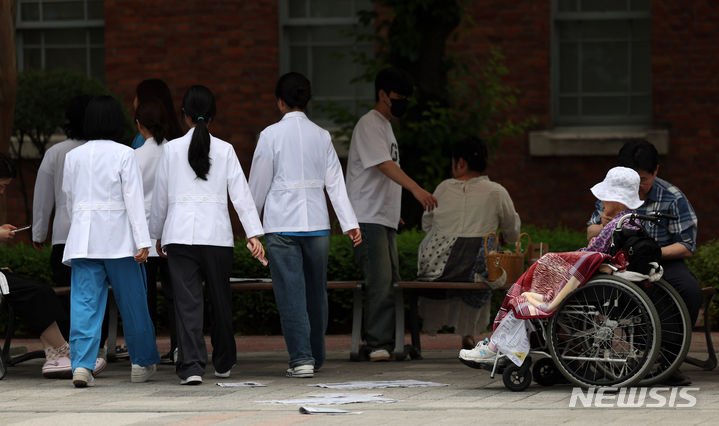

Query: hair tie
[197,116,205,121]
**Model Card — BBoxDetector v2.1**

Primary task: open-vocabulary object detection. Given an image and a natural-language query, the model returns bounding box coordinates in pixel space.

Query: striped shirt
[587,177,698,252]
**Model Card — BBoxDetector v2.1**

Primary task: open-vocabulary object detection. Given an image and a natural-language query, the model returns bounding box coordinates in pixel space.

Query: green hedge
[5,227,719,335]
[687,240,719,327]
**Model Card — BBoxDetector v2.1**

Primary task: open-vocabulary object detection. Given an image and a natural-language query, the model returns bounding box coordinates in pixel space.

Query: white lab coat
[32,139,84,245]
[249,111,358,233]
[149,128,264,247]
[134,137,166,257]
[62,140,151,265]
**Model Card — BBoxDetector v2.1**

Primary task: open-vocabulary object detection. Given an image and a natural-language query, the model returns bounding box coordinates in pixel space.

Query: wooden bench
[684,286,717,371]
[392,280,512,360]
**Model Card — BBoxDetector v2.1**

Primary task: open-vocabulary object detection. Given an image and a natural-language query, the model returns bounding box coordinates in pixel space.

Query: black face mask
[390,98,409,118]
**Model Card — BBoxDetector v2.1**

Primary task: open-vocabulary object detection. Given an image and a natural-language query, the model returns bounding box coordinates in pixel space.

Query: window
[552,0,651,126]
[279,0,374,125]
[15,0,105,83]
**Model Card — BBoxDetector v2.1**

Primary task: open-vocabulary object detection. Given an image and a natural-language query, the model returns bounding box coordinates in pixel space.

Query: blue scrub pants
[69,257,160,372]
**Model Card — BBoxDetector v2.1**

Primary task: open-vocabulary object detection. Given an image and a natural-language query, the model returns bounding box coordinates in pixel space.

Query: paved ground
[1,332,718,425]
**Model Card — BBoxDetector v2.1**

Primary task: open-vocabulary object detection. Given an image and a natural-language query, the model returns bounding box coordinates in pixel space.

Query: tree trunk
[0,0,18,154]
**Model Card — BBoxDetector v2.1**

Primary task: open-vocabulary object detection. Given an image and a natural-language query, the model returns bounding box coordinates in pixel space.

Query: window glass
[43,1,84,21]
[553,0,650,125]
[20,2,40,21]
[281,0,374,124]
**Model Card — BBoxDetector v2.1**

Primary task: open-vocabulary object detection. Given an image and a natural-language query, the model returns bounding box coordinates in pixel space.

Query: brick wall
[104,0,281,171]
[95,0,718,244]
[104,0,282,236]
[651,0,719,243]
[450,1,719,243]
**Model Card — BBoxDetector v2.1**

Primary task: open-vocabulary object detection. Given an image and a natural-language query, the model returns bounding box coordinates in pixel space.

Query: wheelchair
[466,212,692,391]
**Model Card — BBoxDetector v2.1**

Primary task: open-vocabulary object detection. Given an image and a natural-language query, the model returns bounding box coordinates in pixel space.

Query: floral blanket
[492,251,612,330]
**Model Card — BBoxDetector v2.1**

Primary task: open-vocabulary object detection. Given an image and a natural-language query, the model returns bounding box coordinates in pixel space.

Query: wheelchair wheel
[503,358,532,391]
[533,357,561,386]
[637,278,691,385]
[548,275,661,388]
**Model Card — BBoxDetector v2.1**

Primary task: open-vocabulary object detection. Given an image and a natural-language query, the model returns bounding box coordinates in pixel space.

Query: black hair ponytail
[182,85,216,180]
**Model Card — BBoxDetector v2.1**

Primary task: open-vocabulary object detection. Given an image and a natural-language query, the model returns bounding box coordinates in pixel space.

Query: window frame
[15,0,105,81]
[277,0,374,125]
[551,0,652,127]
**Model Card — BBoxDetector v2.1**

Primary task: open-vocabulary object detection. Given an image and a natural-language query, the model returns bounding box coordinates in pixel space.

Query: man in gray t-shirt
[345,67,437,361]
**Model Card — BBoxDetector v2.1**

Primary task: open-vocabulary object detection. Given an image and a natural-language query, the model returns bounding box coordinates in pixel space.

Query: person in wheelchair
[459,166,646,368]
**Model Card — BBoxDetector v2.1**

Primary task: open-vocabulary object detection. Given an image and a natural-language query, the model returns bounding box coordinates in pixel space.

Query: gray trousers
[166,244,235,379]
[353,223,400,352]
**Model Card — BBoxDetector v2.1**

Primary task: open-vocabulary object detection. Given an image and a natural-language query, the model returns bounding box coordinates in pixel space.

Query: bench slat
[396,281,511,291]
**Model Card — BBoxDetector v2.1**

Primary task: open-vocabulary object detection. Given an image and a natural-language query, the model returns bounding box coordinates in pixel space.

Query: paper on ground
[299,406,362,415]
[308,380,449,390]
[258,393,398,405]
[216,382,267,387]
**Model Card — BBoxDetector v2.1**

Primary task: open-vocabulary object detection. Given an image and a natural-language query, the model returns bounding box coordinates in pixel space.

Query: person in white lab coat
[32,94,92,287]
[62,96,160,388]
[32,94,108,375]
[133,98,177,360]
[149,85,265,385]
[249,73,361,378]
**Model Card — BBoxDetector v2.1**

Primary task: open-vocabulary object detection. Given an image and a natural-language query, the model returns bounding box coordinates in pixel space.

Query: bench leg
[685,292,717,371]
[393,286,406,360]
[408,289,421,356]
[349,285,363,361]
[106,292,119,361]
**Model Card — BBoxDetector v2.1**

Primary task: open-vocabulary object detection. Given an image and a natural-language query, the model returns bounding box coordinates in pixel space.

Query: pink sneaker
[42,355,72,379]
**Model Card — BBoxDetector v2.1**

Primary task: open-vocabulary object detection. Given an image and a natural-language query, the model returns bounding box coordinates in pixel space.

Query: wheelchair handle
[615,211,678,230]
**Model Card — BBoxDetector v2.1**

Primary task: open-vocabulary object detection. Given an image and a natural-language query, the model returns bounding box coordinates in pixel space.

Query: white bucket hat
[590,166,643,209]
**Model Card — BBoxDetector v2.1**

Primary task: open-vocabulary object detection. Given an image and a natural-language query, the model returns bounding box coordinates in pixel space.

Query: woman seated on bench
[416,137,520,349]
[459,166,645,367]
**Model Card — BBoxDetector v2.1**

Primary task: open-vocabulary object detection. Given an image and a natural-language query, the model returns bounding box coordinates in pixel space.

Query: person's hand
[411,187,438,211]
[32,241,44,251]
[0,224,17,242]
[247,237,267,266]
[156,239,167,258]
[134,247,149,263]
[348,228,362,247]
[600,210,614,226]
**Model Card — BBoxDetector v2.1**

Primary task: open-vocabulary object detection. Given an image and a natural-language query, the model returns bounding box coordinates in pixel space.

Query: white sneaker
[131,364,157,383]
[286,365,314,378]
[180,375,203,385]
[369,349,391,362]
[93,357,107,377]
[73,367,95,388]
[459,338,497,363]
[214,368,232,378]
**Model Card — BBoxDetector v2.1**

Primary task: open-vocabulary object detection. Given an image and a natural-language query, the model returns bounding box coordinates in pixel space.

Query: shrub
[686,240,719,327]
[8,225,717,335]
[0,242,53,284]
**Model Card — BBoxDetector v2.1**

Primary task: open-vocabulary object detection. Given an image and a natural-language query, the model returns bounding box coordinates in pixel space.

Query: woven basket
[484,232,531,283]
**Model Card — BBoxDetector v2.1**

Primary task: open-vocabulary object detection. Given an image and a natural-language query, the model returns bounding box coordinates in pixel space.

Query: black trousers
[3,271,69,339]
[50,244,71,287]
[145,256,176,351]
[662,259,703,327]
[166,244,235,379]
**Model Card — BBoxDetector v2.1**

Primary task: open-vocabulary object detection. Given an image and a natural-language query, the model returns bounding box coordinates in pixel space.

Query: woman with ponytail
[134,99,176,361]
[149,85,265,385]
